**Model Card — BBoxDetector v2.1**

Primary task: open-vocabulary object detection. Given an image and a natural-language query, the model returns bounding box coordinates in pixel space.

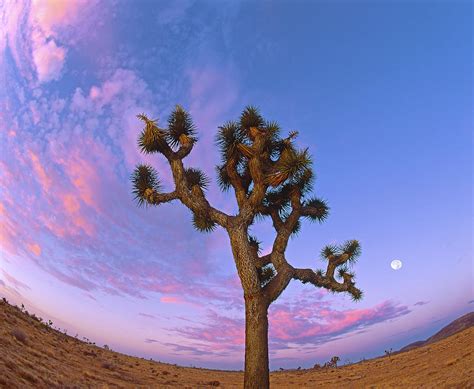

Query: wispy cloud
[1,270,31,292]
[165,296,410,360]
[2,0,99,84]
[139,312,157,319]
[414,301,429,306]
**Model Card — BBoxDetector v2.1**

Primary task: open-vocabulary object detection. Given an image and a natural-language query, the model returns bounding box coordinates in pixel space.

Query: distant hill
[399,311,474,353]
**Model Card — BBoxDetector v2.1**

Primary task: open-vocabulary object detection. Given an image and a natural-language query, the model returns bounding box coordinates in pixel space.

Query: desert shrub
[208,381,220,387]
[101,362,114,370]
[11,328,27,344]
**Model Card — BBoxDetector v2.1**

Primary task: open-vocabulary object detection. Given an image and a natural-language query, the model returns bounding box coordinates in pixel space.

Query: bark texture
[244,295,269,389]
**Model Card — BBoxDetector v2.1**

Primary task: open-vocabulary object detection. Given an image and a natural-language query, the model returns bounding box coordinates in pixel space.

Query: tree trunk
[244,295,269,389]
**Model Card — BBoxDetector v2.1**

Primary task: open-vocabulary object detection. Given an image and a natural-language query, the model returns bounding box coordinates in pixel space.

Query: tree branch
[272,190,302,256]
[143,188,179,205]
[293,267,362,300]
[226,156,248,209]
[263,263,294,305]
[169,159,229,227]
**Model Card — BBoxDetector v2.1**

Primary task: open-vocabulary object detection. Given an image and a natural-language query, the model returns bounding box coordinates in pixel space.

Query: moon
[391,259,403,270]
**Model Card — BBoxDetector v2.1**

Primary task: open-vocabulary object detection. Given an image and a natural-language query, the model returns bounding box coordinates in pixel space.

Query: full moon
[391,259,403,270]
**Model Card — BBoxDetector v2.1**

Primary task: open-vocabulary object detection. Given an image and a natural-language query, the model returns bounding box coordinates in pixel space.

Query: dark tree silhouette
[131,105,363,388]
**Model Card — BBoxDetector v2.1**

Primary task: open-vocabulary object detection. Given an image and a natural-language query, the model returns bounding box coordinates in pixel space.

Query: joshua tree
[131,105,363,388]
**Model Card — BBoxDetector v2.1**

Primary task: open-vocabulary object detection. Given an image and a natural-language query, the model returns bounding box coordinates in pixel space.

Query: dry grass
[0,299,472,388]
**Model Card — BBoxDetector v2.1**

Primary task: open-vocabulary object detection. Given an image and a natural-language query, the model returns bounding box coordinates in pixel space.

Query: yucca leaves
[290,219,301,236]
[216,121,245,161]
[216,164,232,192]
[167,105,197,148]
[292,169,314,195]
[192,211,216,233]
[351,289,363,302]
[131,164,161,207]
[337,266,350,279]
[258,264,276,287]
[240,106,264,134]
[341,240,361,263]
[266,147,312,187]
[184,168,209,191]
[137,114,168,154]
[263,188,291,214]
[262,121,281,158]
[321,244,338,259]
[304,197,329,223]
[248,235,262,254]
[321,240,361,263]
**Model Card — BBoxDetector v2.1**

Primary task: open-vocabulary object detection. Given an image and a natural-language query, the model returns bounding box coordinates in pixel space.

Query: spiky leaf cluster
[216,121,246,161]
[304,197,329,223]
[267,147,312,187]
[248,235,261,254]
[321,244,338,259]
[192,211,216,233]
[216,165,232,192]
[321,240,361,264]
[337,266,354,279]
[350,289,364,302]
[240,106,264,136]
[258,264,276,287]
[184,168,209,191]
[340,240,361,263]
[137,114,168,154]
[263,188,291,214]
[290,219,301,236]
[131,164,161,206]
[167,105,197,148]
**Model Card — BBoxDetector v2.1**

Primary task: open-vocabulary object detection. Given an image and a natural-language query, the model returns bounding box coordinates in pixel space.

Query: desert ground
[1,299,473,388]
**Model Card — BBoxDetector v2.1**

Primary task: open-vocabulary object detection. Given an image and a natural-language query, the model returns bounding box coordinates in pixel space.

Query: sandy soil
[1,300,472,388]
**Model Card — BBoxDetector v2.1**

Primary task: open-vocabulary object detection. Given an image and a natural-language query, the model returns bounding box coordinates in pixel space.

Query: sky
[0,0,472,370]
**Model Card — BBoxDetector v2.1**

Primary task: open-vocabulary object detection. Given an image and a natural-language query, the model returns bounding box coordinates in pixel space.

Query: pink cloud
[2,0,98,84]
[160,296,184,304]
[29,150,52,192]
[269,300,411,344]
[29,0,83,36]
[167,298,410,359]
[31,38,66,83]
[27,242,42,257]
[169,310,245,358]
[28,0,89,83]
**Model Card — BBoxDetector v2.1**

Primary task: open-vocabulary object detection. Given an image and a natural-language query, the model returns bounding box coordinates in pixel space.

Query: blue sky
[0,0,472,370]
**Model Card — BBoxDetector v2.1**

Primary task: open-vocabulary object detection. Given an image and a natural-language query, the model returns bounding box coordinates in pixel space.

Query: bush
[101,362,114,370]
[11,328,27,344]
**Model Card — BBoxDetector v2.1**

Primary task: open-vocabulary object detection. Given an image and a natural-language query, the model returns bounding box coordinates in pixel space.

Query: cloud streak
[165,295,410,361]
